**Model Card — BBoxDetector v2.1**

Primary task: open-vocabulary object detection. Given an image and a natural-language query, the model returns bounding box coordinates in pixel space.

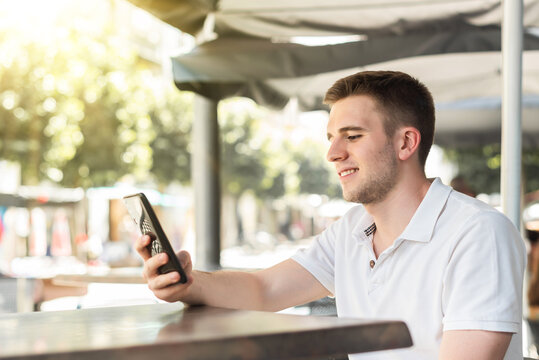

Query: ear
[396,127,421,161]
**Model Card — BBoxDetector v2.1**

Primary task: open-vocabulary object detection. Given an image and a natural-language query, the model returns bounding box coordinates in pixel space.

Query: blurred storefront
[0,183,192,313]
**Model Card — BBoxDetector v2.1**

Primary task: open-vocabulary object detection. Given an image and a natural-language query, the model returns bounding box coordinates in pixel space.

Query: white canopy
[125,0,539,145]
[127,0,539,39]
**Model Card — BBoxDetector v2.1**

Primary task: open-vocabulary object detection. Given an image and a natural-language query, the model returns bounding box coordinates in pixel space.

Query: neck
[366,172,432,257]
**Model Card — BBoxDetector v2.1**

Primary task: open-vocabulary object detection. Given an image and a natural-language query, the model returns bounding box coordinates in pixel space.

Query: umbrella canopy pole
[192,95,221,270]
[501,0,523,230]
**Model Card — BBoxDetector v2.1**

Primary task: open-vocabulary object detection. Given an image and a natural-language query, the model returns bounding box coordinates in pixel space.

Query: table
[51,267,146,285]
[0,303,412,360]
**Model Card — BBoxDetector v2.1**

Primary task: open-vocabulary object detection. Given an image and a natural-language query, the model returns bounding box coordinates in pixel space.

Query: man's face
[326,95,398,204]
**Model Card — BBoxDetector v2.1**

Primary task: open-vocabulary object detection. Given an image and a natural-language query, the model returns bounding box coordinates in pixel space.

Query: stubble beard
[342,143,398,205]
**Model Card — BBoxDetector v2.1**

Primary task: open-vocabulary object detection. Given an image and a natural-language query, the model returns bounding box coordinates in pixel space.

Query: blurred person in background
[525,221,539,350]
[450,175,476,198]
[527,221,539,318]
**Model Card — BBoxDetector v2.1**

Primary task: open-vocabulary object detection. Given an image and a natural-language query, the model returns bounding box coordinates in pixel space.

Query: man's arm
[136,235,330,311]
[439,330,512,360]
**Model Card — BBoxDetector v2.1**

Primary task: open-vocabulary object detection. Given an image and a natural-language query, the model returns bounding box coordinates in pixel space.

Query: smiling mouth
[339,168,358,177]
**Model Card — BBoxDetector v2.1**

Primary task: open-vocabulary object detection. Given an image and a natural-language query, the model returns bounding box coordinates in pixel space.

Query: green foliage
[0,15,192,188]
[444,145,501,195]
[218,99,340,200]
[0,5,339,201]
[292,140,342,198]
[522,147,539,193]
[149,91,193,185]
[219,99,277,198]
[444,144,539,194]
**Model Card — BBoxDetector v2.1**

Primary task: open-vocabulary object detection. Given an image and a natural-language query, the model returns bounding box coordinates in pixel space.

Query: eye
[347,134,362,141]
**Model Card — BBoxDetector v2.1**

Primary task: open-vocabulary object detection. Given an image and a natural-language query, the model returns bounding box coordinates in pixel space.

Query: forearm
[142,249,329,312]
[181,270,268,310]
[180,260,329,312]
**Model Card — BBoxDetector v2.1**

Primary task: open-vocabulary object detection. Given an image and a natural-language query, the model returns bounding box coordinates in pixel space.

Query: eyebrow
[327,126,367,140]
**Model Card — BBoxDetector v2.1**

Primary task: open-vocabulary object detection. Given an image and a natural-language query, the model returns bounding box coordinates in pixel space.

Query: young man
[136,71,526,359]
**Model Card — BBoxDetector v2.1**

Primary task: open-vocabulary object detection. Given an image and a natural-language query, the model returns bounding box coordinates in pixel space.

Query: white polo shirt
[292,178,526,359]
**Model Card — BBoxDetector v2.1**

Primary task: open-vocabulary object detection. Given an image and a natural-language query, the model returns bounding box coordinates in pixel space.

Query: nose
[326,138,347,163]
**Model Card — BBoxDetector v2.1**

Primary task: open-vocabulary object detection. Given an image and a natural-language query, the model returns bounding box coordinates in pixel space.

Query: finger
[152,273,194,302]
[143,252,169,280]
[135,235,152,260]
[153,284,183,302]
[148,271,182,291]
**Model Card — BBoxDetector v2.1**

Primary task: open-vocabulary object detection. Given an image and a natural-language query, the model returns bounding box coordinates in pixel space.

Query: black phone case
[123,193,187,284]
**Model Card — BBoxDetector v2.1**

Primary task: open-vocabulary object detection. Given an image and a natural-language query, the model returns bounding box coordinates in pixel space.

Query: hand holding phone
[123,193,187,284]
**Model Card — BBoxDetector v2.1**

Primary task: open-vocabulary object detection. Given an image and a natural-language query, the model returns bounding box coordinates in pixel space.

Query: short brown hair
[324,71,435,167]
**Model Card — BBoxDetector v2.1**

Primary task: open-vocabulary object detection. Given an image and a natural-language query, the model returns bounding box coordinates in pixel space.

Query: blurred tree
[0,2,341,200]
[523,148,539,194]
[149,90,193,185]
[443,145,539,195]
[218,98,341,200]
[444,145,501,195]
[292,139,342,198]
[219,99,280,198]
[0,16,192,188]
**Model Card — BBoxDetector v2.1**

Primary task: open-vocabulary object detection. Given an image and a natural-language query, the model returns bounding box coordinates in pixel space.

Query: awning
[127,0,539,146]
[127,0,539,39]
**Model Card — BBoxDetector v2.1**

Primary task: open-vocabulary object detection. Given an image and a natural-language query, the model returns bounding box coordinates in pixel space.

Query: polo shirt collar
[399,177,451,243]
[351,205,376,242]
[350,178,451,244]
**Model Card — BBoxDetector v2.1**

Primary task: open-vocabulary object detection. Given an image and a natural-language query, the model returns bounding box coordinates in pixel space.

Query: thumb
[177,250,193,274]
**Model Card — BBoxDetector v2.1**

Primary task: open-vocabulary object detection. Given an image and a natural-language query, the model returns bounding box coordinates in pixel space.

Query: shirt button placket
[368,259,378,294]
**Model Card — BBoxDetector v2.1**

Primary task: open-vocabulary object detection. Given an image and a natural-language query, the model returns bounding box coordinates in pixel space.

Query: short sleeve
[442,211,526,333]
[291,221,338,295]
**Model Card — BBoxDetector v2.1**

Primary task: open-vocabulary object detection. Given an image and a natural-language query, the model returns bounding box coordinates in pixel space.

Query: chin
[342,191,358,204]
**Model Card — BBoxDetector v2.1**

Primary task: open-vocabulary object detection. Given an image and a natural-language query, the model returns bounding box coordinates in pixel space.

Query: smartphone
[123,193,187,284]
